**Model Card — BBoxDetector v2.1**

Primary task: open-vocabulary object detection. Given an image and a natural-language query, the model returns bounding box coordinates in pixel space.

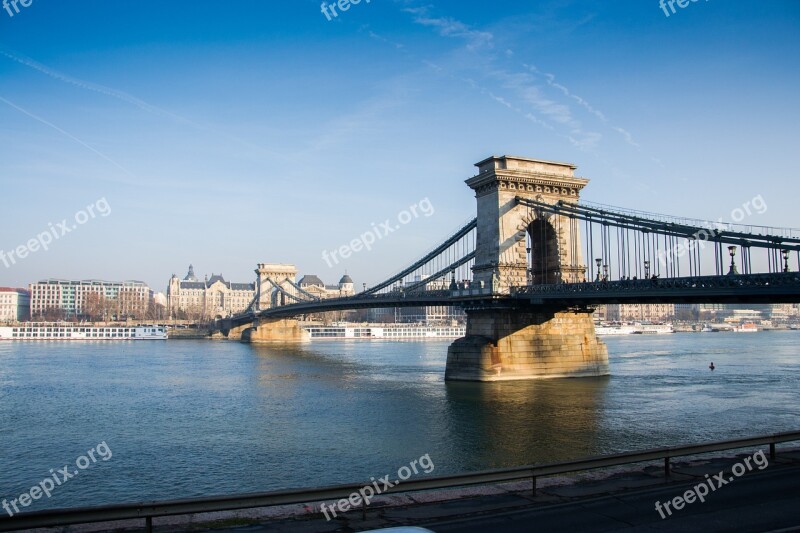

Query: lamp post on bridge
[526,246,532,285]
[644,260,650,279]
[727,246,739,275]
[595,258,602,282]
[783,249,791,273]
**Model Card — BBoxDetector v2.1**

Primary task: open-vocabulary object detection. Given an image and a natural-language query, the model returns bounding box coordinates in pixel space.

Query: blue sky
[1,0,799,292]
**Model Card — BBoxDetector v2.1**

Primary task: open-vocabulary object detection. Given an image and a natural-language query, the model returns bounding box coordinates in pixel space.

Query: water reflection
[445,377,610,470]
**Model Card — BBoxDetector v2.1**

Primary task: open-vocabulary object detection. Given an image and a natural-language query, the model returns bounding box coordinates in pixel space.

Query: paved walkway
[23,449,800,532]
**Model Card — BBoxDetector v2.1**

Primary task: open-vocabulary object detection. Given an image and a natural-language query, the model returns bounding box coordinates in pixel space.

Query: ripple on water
[0,333,798,508]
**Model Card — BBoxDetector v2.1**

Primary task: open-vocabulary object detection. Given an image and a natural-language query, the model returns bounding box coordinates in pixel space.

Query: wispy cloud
[0,46,282,159]
[304,91,407,152]
[0,95,138,183]
[524,63,642,149]
[613,126,640,149]
[496,70,602,150]
[525,64,608,122]
[366,29,405,50]
[0,47,191,124]
[383,2,641,153]
[401,6,493,50]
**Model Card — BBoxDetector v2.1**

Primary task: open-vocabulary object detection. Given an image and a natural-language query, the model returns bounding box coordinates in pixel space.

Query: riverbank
[12,446,799,532]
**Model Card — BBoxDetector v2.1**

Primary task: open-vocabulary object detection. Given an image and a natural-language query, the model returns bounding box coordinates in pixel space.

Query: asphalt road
[115,453,800,532]
[421,466,800,532]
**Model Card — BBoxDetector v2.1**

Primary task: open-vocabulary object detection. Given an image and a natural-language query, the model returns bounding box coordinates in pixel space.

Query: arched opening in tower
[527,219,560,285]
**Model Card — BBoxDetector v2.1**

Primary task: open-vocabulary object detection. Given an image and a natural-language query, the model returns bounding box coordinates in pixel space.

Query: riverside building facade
[0,288,30,322]
[28,279,152,320]
[167,265,256,319]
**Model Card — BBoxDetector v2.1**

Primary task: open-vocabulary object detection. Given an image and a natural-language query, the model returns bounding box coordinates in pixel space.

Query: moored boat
[302,324,465,339]
[595,323,674,335]
[635,323,675,335]
[734,322,759,333]
[594,324,638,336]
[0,324,168,340]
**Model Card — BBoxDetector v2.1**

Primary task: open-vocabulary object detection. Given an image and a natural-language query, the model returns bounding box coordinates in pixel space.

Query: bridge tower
[469,155,589,290]
[446,155,609,381]
[239,263,309,343]
[255,263,299,310]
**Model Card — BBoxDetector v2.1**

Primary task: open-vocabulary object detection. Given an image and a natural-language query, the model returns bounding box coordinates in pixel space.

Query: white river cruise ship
[594,323,674,336]
[0,324,167,340]
[303,324,466,339]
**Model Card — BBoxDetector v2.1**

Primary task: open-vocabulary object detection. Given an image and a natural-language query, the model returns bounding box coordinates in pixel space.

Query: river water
[1,331,799,511]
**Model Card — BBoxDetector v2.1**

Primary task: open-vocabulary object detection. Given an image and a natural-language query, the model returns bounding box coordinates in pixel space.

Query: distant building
[769,304,798,320]
[297,274,355,299]
[167,265,256,319]
[153,292,168,307]
[29,279,152,320]
[368,275,464,324]
[698,303,728,312]
[251,265,354,312]
[0,288,30,322]
[593,305,612,322]
[604,303,675,322]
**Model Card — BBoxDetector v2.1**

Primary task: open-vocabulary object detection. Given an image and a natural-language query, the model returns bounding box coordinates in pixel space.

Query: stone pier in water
[445,307,609,381]
[446,155,610,381]
[240,318,310,343]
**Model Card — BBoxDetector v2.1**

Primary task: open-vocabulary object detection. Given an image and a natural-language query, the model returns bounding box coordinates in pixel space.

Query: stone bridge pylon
[446,155,609,381]
[240,263,310,343]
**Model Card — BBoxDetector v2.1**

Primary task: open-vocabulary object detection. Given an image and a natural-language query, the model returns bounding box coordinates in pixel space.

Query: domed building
[297,273,356,299]
[339,274,354,294]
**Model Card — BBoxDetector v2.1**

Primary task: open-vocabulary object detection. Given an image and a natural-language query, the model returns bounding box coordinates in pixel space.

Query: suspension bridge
[214,155,800,381]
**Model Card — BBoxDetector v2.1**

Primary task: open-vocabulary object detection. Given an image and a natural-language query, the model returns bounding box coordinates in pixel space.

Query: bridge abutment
[240,318,310,343]
[445,308,609,381]
[225,324,252,341]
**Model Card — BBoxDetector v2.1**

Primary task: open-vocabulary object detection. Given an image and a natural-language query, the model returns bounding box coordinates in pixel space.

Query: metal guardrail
[450,286,494,298]
[511,272,800,304]
[511,272,800,296]
[222,273,800,328]
[2,430,799,532]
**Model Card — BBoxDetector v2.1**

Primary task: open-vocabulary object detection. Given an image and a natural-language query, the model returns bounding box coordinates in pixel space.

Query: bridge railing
[511,272,800,296]
[450,286,494,298]
[352,289,453,299]
[2,430,798,533]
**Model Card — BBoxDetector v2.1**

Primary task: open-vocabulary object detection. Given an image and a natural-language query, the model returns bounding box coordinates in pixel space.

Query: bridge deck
[218,273,800,330]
